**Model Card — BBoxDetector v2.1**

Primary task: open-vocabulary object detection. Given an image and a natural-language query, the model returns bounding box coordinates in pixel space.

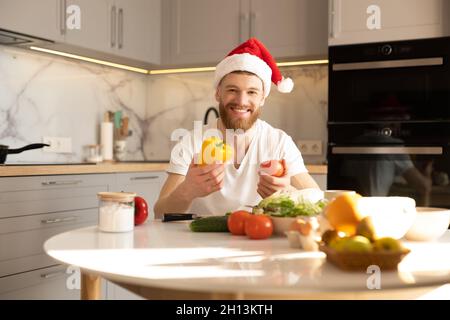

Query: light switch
[43,136,72,153]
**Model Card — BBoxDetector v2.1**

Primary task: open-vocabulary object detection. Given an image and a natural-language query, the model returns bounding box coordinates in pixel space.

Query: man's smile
[229,105,252,118]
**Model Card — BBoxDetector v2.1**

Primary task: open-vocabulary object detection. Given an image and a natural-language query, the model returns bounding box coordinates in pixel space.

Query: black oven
[328,37,450,208]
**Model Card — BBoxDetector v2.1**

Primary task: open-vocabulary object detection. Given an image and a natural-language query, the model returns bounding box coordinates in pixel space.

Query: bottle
[97,192,136,232]
[100,121,113,161]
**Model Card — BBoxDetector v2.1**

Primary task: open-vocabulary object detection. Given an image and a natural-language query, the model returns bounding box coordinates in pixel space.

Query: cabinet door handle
[60,0,67,35]
[239,13,249,43]
[130,176,159,181]
[331,146,443,155]
[329,0,336,38]
[40,269,66,279]
[41,180,82,186]
[111,5,116,47]
[41,216,78,224]
[118,8,124,49]
[249,12,257,38]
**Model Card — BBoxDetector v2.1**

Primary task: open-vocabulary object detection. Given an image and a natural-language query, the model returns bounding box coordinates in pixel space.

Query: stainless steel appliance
[328,37,450,208]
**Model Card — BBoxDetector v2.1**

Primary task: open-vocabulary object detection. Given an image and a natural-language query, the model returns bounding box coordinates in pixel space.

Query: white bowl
[271,216,297,235]
[357,196,417,239]
[405,207,450,241]
[271,216,319,236]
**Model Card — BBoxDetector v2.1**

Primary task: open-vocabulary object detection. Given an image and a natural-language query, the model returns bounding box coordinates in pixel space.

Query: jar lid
[97,192,136,202]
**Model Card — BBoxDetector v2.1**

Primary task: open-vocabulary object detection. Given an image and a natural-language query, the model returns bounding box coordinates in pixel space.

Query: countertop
[44,222,450,300]
[0,162,327,177]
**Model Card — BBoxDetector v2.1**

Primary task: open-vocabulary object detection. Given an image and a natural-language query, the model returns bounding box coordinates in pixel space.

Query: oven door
[327,145,450,208]
[329,38,450,122]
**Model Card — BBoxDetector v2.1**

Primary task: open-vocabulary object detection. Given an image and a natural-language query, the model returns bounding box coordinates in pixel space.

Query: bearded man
[154,38,319,217]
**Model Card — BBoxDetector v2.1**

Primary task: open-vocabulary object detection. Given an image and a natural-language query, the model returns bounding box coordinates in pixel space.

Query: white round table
[44,221,450,299]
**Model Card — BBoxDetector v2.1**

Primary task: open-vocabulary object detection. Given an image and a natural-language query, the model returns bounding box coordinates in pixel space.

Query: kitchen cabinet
[0,0,161,66]
[0,170,166,299]
[162,0,328,66]
[329,0,450,46]
[0,0,63,42]
[60,0,161,65]
[62,0,111,54]
[0,173,114,299]
[114,171,166,222]
[109,0,161,64]
[0,265,80,299]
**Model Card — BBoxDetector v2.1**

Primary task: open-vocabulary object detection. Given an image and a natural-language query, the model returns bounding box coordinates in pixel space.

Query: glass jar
[97,192,136,232]
[85,144,103,163]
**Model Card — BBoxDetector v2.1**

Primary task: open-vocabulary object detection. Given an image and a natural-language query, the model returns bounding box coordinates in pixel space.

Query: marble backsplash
[0,45,328,164]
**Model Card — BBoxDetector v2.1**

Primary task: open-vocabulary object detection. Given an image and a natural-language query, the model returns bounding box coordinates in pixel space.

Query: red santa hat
[214,38,294,97]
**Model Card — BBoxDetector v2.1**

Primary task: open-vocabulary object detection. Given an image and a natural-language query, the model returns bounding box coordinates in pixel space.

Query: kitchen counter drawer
[0,208,97,277]
[0,174,113,219]
[0,264,106,300]
[0,265,79,299]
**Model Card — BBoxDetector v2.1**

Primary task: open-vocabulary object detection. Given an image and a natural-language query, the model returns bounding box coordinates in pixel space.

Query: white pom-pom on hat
[277,76,294,93]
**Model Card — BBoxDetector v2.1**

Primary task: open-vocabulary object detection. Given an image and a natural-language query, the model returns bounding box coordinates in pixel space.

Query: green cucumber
[189,216,229,232]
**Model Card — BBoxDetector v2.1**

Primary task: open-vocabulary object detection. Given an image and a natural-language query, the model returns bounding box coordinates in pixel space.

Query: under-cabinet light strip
[29,46,149,74]
[30,46,328,75]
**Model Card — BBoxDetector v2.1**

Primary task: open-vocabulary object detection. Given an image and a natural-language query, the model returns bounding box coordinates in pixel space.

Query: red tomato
[227,210,252,235]
[260,159,286,177]
[134,196,148,226]
[245,215,273,240]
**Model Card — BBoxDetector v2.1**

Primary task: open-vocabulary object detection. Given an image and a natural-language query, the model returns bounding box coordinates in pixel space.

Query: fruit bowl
[319,244,410,271]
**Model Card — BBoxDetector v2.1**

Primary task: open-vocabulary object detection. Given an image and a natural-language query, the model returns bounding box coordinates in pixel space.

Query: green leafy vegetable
[257,190,327,217]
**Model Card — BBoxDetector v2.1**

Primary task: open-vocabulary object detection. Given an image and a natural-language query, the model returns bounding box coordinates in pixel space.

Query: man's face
[215,72,266,131]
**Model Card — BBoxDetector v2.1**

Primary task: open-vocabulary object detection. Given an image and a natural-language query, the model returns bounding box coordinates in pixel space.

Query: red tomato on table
[134,196,148,226]
[245,215,273,240]
[227,210,252,235]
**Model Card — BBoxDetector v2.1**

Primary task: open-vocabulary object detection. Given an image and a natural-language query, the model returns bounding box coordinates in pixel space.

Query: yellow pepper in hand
[199,137,234,165]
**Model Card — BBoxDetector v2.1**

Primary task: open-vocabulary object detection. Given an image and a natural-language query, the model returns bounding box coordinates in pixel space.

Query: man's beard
[219,102,260,131]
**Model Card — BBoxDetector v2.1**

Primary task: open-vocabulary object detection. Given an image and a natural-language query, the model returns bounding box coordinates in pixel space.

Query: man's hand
[179,158,225,200]
[257,173,292,199]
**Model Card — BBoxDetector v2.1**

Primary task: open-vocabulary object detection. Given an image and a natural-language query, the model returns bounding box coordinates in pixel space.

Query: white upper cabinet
[163,0,243,66]
[112,0,161,64]
[163,0,328,66]
[62,0,160,65]
[250,0,327,60]
[329,0,450,46]
[63,0,110,53]
[0,0,63,41]
[0,0,161,66]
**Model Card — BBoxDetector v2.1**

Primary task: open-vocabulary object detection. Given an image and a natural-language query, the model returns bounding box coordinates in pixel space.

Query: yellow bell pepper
[199,137,233,165]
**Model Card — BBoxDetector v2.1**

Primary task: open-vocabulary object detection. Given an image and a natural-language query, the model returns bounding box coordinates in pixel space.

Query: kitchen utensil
[162,213,199,222]
[0,143,49,164]
[121,117,129,138]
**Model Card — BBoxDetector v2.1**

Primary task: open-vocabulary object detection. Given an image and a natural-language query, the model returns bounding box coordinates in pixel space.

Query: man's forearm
[154,183,194,218]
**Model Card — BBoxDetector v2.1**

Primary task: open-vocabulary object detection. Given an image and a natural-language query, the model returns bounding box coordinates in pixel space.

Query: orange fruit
[325,192,363,236]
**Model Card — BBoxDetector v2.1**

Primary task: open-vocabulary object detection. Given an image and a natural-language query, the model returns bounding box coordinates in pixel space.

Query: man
[154,38,319,218]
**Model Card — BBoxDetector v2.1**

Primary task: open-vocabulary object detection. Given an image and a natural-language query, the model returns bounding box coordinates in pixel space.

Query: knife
[162,213,199,222]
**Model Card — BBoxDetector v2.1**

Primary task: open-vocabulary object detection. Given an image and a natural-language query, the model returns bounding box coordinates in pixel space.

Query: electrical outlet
[297,140,322,155]
[43,136,72,153]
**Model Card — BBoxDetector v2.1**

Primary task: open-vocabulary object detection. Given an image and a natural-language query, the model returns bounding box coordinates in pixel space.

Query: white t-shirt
[167,119,308,215]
